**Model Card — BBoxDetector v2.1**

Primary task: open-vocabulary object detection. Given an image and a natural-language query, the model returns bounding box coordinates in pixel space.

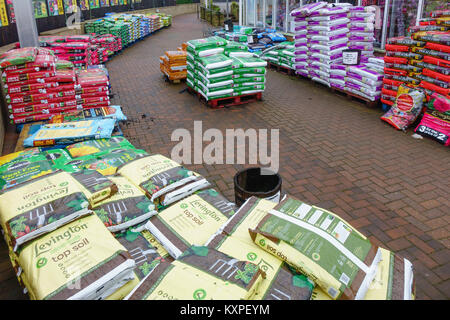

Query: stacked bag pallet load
[186,37,267,102]
[290,11,309,77]
[380,9,449,141]
[261,41,296,71]
[1,48,77,124]
[148,15,162,33]
[75,67,111,109]
[186,37,233,100]
[306,5,350,87]
[160,50,187,81]
[347,6,376,62]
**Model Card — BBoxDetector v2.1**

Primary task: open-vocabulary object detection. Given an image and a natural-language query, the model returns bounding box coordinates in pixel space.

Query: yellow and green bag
[116,154,210,209]
[206,197,314,300]
[16,215,135,300]
[144,188,237,259]
[249,195,382,300]
[126,245,265,300]
[92,176,156,232]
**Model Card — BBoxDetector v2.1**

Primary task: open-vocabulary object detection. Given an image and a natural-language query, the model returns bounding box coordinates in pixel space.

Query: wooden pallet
[14,122,44,152]
[330,86,380,108]
[267,62,296,76]
[163,74,186,84]
[187,87,262,109]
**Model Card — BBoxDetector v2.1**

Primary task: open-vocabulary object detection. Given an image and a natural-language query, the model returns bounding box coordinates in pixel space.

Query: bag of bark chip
[144,189,237,259]
[65,137,135,158]
[125,245,264,300]
[116,154,210,208]
[364,247,415,300]
[17,214,136,300]
[114,229,172,281]
[249,195,382,300]
[0,171,92,251]
[92,176,156,232]
[205,197,315,300]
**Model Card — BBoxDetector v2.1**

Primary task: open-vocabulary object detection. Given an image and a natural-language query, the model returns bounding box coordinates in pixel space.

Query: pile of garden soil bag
[0,136,416,300]
[0,48,113,125]
[186,36,267,101]
[380,9,449,145]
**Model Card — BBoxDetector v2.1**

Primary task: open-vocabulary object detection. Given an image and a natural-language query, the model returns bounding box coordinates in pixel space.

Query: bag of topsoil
[92,176,157,232]
[16,214,136,300]
[0,150,55,191]
[144,189,237,259]
[125,245,264,300]
[65,137,136,158]
[116,154,211,209]
[0,171,92,251]
[205,197,315,300]
[23,119,116,147]
[249,195,382,300]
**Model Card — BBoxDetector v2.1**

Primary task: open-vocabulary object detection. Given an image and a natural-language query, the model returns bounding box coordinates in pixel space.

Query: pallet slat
[187,87,262,109]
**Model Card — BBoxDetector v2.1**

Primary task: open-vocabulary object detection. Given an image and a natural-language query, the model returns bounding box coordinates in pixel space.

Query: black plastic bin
[234,167,282,207]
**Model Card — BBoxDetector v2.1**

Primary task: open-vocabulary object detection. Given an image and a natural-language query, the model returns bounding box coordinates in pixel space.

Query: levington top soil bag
[116,154,211,208]
[125,245,265,300]
[249,195,382,300]
[92,176,157,232]
[144,188,237,259]
[0,171,92,251]
[205,197,315,300]
[17,214,136,300]
[114,229,173,281]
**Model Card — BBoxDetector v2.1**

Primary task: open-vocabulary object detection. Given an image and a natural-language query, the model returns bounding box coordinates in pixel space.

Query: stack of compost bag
[260,42,296,71]
[345,65,383,102]
[186,36,232,100]
[306,5,349,87]
[0,48,99,125]
[187,37,267,101]
[160,50,187,81]
[347,6,376,61]
[229,55,267,95]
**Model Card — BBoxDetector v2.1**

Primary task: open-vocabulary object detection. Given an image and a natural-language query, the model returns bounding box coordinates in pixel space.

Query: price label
[247,35,254,44]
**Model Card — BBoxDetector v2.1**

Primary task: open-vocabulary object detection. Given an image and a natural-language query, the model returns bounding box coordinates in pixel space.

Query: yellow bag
[144,189,237,259]
[0,171,92,250]
[206,197,314,300]
[116,154,210,208]
[126,246,265,300]
[17,215,135,300]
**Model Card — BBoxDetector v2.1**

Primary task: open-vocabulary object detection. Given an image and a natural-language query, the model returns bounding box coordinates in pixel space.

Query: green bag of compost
[249,195,382,300]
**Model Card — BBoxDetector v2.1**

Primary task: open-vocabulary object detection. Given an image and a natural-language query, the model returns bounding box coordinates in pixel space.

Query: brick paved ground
[1,13,449,299]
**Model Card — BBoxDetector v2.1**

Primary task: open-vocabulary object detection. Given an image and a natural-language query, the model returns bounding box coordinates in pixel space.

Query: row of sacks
[0,136,416,299]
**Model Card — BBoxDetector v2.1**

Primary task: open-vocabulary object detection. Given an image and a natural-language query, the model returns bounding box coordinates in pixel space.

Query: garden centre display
[0,134,416,300]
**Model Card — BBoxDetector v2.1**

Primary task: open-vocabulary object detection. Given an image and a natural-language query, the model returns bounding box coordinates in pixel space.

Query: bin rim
[233,166,282,197]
